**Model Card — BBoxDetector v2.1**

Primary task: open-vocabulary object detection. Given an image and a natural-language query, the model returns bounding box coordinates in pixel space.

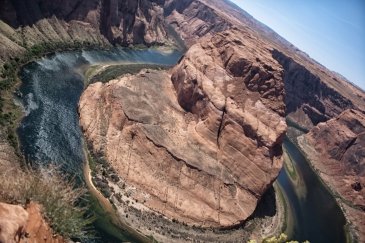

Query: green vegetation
[0,164,95,240]
[86,63,171,84]
[285,117,309,133]
[248,233,309,243]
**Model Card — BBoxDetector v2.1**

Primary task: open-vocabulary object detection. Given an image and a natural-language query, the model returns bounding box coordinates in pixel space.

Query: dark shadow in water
[277,137,347,243]
[250,186,277,219]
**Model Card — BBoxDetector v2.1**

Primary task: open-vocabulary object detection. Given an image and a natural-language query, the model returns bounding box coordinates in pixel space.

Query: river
[17,48,347,242]
[279,137,347,242]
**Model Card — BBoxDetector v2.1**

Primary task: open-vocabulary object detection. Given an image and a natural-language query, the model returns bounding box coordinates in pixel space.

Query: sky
[230,0,365,90]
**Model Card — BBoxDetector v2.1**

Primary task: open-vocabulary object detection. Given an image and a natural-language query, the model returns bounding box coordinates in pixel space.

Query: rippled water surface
[18,48,182,176]
[278,137,347,243]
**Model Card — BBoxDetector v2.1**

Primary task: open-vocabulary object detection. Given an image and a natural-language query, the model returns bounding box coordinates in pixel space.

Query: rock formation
[80,27,287,227]
[164,0,365,130]
[1,0,365,126]
[0,202,28,243]
[0,202,64,243]
[298,109,365,241]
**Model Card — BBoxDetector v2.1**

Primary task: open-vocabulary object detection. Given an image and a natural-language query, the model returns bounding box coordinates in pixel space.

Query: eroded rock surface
[298,109,365,241]
[0,202,64,243]
[0,202,28,243]
[23,203,65,243]
[0,0,170,65]
[165,0,365,130]
[80,32,287,227]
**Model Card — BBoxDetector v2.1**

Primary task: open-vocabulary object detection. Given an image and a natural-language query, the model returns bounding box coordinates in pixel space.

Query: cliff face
[164,0,232,46]
[298,109,365,241]
[272,50,356,129]
[0,0,169,64]
[165,0,365,130]
[100,0,167,44]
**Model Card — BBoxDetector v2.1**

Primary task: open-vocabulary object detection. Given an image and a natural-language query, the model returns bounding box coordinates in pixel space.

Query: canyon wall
[298,109,365,241]
[164,0,365,130]
[0,0,170,65]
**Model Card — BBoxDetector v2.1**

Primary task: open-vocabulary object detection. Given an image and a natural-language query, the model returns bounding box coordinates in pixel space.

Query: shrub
[248,234,309,243]
[0,164,95,241]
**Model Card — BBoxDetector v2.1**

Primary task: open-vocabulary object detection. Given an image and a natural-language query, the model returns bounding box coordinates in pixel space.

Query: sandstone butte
[0,0,365,240]
[298,109,365,242]
[79,28,287,227]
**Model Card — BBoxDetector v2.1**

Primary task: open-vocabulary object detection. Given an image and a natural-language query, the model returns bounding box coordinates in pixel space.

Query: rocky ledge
[79,28,287,228]
[298,109,365,241]
[0,202,65,243]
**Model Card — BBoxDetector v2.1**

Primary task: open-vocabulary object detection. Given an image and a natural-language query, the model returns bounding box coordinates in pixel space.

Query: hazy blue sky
[230,0,365,90]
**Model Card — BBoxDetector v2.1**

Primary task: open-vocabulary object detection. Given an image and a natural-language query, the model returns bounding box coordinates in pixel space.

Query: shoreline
[286,130,355,243]
[1,41,114,157]
[82,144,153,242]
[296,135,360,243]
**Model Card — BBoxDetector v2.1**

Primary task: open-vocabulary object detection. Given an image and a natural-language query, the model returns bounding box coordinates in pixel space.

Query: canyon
[298,109,365,242]
[0,0,365,242]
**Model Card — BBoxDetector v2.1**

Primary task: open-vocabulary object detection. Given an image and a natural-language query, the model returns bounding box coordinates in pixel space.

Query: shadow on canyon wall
[0,0,166,45]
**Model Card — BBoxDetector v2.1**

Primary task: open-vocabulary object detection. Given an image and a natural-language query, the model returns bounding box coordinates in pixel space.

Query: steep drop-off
[165,0,365,130]
[298,109,365,241]
[0,202,65,243]
[1,0,365,240]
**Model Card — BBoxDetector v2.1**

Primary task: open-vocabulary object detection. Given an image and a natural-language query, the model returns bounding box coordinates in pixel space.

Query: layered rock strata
[80,28,287,227]
[1,0,364,127]
[0,0,170,65]
[165,0,365,130]
[298,109,365,241]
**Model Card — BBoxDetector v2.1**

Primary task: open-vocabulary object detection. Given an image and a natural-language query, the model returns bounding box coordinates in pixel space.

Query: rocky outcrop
[0,202,28,243]
[0,202,65,243]
[171,28,286,116]
[298,109,365,241]
[100,0,167,45]
[79,30,287,228]
[79,0,365,232]
[22,203,65,243]
[164,0,232,46]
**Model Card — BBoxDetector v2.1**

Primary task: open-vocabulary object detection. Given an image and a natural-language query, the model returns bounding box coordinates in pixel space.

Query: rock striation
[0,0,170,65]
[78,0,365,233]
[298,109,365,241]
[80,28,287,228]
[165,0,365,130]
